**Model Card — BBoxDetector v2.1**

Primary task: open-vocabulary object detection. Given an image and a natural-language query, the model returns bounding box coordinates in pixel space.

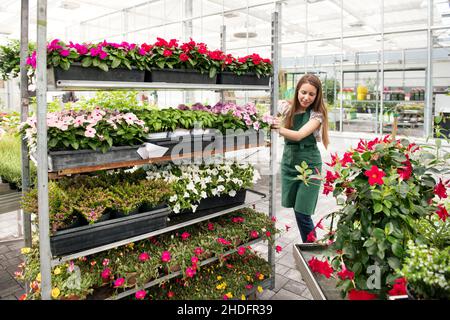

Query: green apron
[281,108,322,215]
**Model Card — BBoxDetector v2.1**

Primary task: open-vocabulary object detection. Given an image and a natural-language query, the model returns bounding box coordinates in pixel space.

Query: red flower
[250,230,259,239]
[337,267,354,280]
[345,187,355,196]
[181,232,190,240]
[232,217,244,223]
[323,182,334,196]
[364,165,386,186]
[436,204,449,222]
[265,231,271,238]
[275,245,282,253]
[340,152,354,167]
[141,43,153,52]
[367,138,380,150]
[161,251,171,263]
[408,143,420,153]
[101,268,111,280]
[397,159,413,181]
[271,217,277,222]
[388,277,407,296]
[325,170,340,183]
[348,289,377,300]
[163,49,172,57]
[217,238,231,245]
[18,293,27,300]
[194,247,204,256]
[208,222,214,231]
[306,231,317,243]
[135,290,146,300]
[434,179,448,199]
[113,277,125,288]
[191,256,199,265]
[139,252,150,262]
[186,267,196,278]
[307,257,334,278]
[325,153,340,167]
[179,53,189,61]
[237,247,246,256]
[167,291,174,298]
[315,218,325,230]
[198,44,208,54]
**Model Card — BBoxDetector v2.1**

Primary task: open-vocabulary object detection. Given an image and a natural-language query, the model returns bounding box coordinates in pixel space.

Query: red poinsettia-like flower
[348,289,377,300]
[388,277,407,296]
[436,204,449,222]
[337,267,354,280]
[325,153,340,167]
[434,179,448,199]
[323,182,334,196]
[308,257,334,278]
[397,158,413,181]
[340,152,354,167]
[364,165,386,186]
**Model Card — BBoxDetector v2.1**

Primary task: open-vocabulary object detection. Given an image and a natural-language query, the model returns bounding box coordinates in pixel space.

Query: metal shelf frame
[24,0,279,300]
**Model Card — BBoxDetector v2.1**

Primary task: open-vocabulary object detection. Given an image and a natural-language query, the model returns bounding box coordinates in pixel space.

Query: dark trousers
[294,210,316,243]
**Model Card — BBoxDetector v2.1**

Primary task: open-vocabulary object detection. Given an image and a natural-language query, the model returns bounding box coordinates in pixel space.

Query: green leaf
[98,62,109,72]
[81,56,93,67]
[156,60,165,69]
[363,238,376,247]
[111,57,121,69]
[52,55,61,66]
[374,203,383,214]
[387,257,401,270]
[385,222,394,236]
[209,67,217,78]
[92,58,99,67]
[123,60,131,70]
[70,141,79,150]
[373,228,385,240]
[383,200,392,209]
[392,242,404,258]
[351,262,362,274]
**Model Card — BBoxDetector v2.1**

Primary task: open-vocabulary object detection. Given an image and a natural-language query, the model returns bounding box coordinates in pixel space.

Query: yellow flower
[21,247,31,254]
[216,282,227,290]
[258,274,265,280]
[127,243,135,248]
[36,273,41,282]
[217,276,222,281]
[246,275,251,282]
[225,292,233,298]
[241,294,246,300]
[53,267,61,275]
[51,287,60,299]
[257,286,263,293]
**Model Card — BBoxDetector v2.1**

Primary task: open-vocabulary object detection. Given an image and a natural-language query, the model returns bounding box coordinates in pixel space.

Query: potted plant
[300,135,449,299]
[218,53,272,86]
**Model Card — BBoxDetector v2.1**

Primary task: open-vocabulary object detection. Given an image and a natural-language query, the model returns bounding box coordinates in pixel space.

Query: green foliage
[399,241,450,299]
[323,78,340,105]
[0,39,35,80]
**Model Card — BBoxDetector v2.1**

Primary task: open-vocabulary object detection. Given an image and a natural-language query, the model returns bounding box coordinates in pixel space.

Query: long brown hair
[282,74,329,149]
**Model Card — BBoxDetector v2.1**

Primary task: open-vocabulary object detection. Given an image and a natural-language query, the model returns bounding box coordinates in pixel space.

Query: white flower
[169,195,178,202]
[211,188,218,196]
[186,181,196,191]
[217,185,225,192]
[217,176,225,183]
[200,181,207,190]
[173,204,180,214]
[211,168,219,176]
[201,191,207,199]
[183,192,190,198]
[191,204,198,212]
[229,190,236,197]
[204,176,212,183]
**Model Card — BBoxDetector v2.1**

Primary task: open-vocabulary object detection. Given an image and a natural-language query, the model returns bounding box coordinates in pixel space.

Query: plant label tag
[138,143,169,159]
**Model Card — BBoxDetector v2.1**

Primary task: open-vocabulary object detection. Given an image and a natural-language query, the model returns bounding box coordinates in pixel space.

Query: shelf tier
[50,189,267,266]
[49,80,270,91]
[345,100,424,103]
[47,142,269,178]
[107,237,267,300]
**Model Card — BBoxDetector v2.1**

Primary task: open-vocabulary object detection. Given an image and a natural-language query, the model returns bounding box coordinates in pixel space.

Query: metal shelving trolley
[20,0,279,300]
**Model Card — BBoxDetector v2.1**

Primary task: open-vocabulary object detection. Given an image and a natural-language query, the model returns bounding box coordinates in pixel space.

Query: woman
[271,74,329,242]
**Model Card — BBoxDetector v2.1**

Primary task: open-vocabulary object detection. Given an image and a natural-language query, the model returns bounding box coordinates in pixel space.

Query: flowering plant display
[176,102,274,132]
[300,135,450,299]
[19,107,148,153]
[0,39,35,80]
[145,161,259,214]
[16,208,281,300]
[27,37,272,78]
[222,53,273,78]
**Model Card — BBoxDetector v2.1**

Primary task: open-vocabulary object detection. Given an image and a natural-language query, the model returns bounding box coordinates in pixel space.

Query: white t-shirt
[278,100,323,142]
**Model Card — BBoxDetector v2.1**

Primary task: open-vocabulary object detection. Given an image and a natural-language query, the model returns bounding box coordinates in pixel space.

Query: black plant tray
[145,131,266,158]
[145,68,216,84]
[41,144,144,172]
[52,63,145,82]
[217,72,270,86]
[50,205,170,257]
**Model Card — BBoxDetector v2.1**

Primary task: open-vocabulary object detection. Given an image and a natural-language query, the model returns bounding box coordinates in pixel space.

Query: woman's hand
[271,117,282,130]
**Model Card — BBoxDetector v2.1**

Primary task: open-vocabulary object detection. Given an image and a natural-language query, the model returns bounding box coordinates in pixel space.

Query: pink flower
[135,290,146,300]
[102,258,110,266]
[231,217,244,223]
[217,238,231,246]
[191,256,199,265]
[252,122,260,130]
[262,113,274,124]
[84,127,96,138]
[167,291,174,298]
[265,231,271,238]
[113,277,125,287]
[250,230,259,239]
[194,247,204,256]
[275,245,282,253]
[26,51,37,69]
[161,251,171,263]
[185,267,196,278]
[139,252,150,262]
[222,294,229,300]
[271,217,277,222]
[237,247,246,256]
[208,223,214,231]
[60,49,70,57]
[245,284,253,290]
[181,232,190,240]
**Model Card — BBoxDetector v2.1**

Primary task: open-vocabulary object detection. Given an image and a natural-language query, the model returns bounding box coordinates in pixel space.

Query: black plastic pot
[217,72,270,86]
[50,205,170,256]
[52,63,145,82]
[178,189,247,215]
[43,144,145,172]
[146,68,216,84]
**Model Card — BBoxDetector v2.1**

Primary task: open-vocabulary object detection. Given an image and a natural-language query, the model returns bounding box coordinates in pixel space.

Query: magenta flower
[207,222,214,231]
[250,230,259,239]
[101,268,111,280]
[139,252,150,262]
[161,251,171,263]
[217,238,231,246]
[185,267,196,278]
[135,290,146,300]
[245,284,253,290]
[26,51,36,69]
[113,277,125,287]
[47,39,62,52]
[194,247,204,256]
[181,232,190,240]
[60,49,70,57]
[191,256,199,265]
[237,247,246,256]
